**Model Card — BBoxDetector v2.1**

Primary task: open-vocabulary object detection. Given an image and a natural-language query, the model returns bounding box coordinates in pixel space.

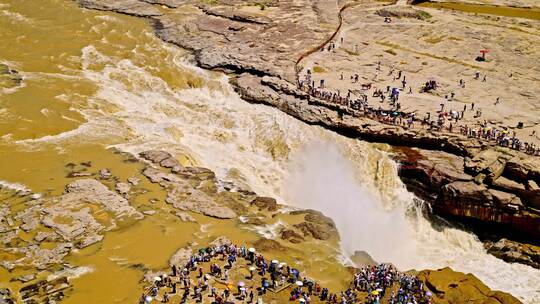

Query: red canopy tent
[479,49,490,59]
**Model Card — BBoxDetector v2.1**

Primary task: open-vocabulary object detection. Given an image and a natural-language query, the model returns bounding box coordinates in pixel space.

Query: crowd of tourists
[353,264,433,304]
[296,47,539,156]
[139,241,434,304]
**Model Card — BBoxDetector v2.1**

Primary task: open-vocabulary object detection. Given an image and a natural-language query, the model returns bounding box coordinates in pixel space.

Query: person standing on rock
[163,292,170,303]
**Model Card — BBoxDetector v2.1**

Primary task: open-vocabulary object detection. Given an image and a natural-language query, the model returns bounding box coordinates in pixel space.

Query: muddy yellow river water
[2,0,540,303]
[417,1,540,21]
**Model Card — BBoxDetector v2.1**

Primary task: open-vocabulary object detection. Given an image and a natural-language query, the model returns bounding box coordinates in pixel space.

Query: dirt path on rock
[295,1,361,81]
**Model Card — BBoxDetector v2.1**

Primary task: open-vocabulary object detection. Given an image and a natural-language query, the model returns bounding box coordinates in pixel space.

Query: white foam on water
[15,117,119,145]
[24,71,84,81]
[0,80,26,95]
[0,179,32,194]
[61,115,83,123]
[94,15,121,23]
[245,220,285,239]
[47,266,94,281]
[40,108,51,117]
[200,224,212,233]
[0,9,33,24]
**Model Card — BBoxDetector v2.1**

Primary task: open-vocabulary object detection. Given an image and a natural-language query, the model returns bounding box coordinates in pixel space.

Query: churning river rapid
[0,0,539,302]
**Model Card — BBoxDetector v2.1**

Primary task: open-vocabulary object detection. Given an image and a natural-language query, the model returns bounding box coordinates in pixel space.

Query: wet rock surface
[250,196,279,212]
[174,211,197,222]
[141,152,238,219]
[351,250,378,267]
[19,276,71,303]
[291,209,339,241]
[0,178,144,274]
[485,239,540,269]
[397,147,540,251]
[0,288,15,304]
[0,63,23,90]
[417,267,522,304]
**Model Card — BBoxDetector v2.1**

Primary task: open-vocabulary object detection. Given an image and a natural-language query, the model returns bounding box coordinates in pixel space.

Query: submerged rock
[174,211,197,223]
[99,168,111,179]
[0,63,23,89]
[127,177,140,186]
[115,182,131,196]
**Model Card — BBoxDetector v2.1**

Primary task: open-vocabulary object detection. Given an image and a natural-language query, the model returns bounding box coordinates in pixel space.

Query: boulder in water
[174,211,197,223]
[251,196,279,212]
[350,251,378,267]
[485,239,540,269]
[140,150,172,164]
[291,209,338,241]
